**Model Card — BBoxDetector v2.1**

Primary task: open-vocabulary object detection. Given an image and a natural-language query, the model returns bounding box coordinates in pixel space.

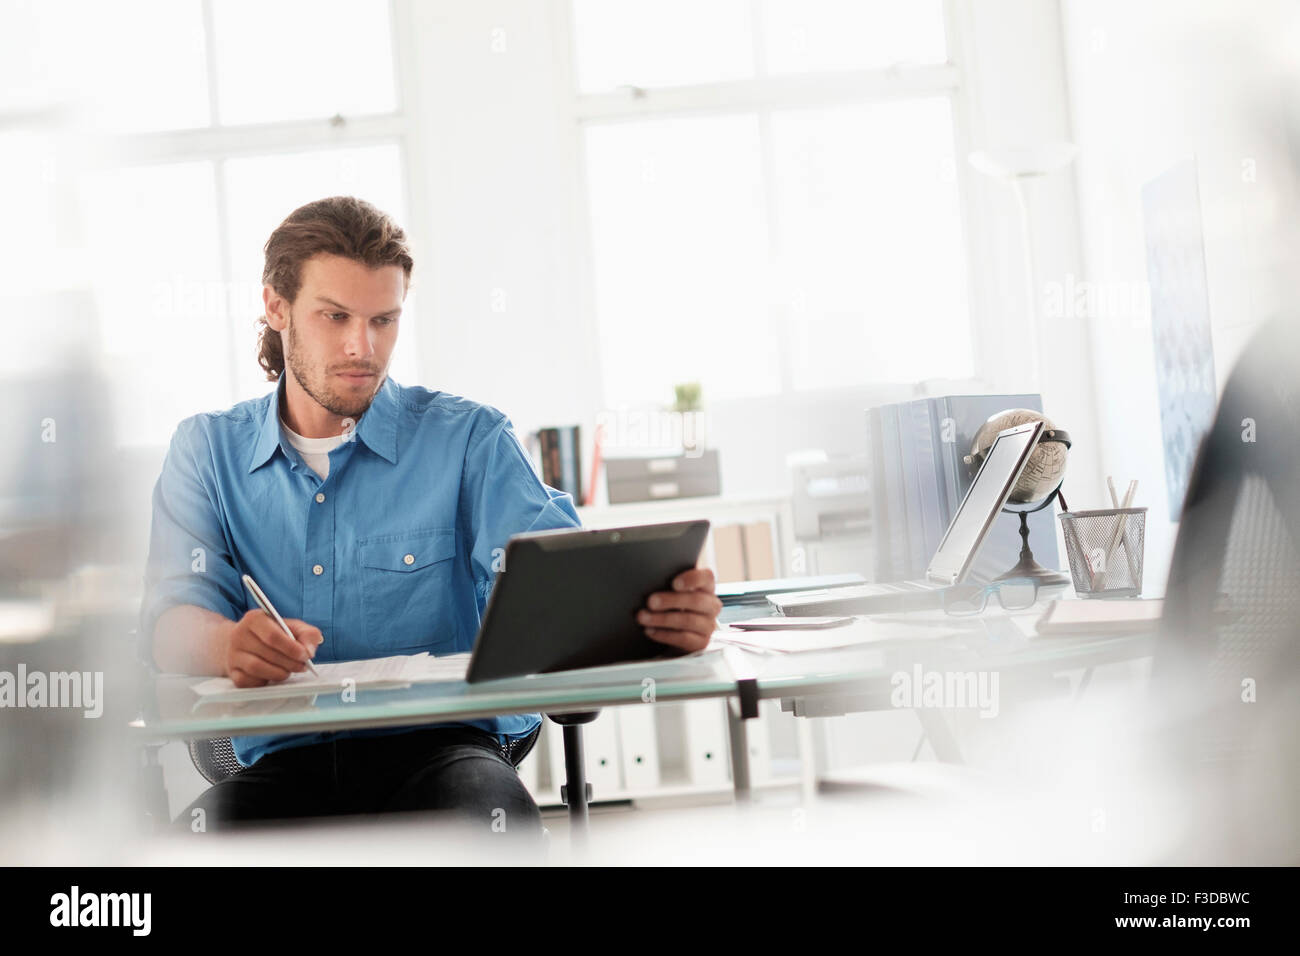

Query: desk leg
[138,741,170,832]
[561,724,590,839]
[547,711,598,849]
[1074,667,1095,702]
[726,699,752,804]
[797,718,818,805]
[914,708,963,763]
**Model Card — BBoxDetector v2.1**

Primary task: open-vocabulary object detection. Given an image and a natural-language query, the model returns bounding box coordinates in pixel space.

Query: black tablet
[466,519,711,682]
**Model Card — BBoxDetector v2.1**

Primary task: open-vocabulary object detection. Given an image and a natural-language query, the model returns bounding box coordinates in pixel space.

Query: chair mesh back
[504,726,540,768]
[1201,474,1300,760]
[188,737,247,785]
[1160,312,1300,730]
[1215,475,1300,674]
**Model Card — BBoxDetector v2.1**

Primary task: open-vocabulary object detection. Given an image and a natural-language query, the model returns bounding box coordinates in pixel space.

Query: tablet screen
[926,421,1043,585]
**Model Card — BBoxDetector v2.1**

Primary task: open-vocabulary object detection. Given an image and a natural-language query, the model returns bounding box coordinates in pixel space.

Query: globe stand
[995,487,1070,587]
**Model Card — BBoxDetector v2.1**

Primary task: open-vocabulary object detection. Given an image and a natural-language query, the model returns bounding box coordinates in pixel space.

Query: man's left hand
[638,567,721,653]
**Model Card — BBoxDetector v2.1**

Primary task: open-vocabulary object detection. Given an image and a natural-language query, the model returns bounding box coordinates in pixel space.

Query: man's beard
[284,312,385,421]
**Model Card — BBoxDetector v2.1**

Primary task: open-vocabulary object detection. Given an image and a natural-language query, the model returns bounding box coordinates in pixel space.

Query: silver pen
[241,573,320,677]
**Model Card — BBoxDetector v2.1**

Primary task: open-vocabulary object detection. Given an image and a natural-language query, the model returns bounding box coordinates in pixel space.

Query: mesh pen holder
[1058,508,1147,598]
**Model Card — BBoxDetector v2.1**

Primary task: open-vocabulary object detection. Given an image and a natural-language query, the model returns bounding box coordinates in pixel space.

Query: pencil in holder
[1058,508,1147,598]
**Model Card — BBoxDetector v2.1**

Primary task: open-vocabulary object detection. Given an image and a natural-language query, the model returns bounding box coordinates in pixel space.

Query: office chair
[1153,311,1300,862]
[187,723,543,786]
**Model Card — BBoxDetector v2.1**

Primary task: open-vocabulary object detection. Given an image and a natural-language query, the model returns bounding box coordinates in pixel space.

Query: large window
[72,0,415,447]
[572,0,974,407]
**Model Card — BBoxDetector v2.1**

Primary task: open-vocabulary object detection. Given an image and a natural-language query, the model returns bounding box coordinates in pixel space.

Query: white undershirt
[280,416,349,480]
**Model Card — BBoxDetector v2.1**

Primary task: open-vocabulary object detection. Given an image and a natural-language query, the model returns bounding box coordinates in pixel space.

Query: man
[141,196,721,836]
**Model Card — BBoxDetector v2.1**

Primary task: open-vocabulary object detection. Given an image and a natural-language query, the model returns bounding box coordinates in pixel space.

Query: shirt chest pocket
[358,528,459,653]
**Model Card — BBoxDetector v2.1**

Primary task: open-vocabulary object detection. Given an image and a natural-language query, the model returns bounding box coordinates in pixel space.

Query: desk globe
[964,408,1071,586]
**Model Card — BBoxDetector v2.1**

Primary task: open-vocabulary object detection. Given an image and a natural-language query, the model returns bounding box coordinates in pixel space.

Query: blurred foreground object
[1154,312,1300,863]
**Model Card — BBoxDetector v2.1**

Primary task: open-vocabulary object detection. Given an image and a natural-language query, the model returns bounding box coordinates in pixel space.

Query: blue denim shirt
[140,373,580,766]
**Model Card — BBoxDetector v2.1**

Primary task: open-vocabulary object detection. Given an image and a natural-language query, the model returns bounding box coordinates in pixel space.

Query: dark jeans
[177,726,542,841]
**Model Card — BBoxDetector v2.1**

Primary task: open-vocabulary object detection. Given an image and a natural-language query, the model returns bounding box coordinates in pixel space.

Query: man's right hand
[222,610,323,687]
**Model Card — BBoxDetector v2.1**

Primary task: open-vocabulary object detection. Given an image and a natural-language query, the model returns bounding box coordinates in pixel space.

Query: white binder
[683,698,731,787]
[616,705,661,792]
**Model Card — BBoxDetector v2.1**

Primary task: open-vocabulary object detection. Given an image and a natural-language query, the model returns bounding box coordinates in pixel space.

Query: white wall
[399,0,600,436]
[1059,0,1300,591]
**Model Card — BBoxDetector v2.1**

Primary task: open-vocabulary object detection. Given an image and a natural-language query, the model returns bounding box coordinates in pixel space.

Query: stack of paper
[1034,599,1163,636]
[712,616,969,654]
[191,652,471,703]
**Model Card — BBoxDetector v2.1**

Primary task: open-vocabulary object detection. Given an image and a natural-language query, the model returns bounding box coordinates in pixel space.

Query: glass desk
[132,650,737,740]
[718,607,1155,773]
[131,601,1156,811]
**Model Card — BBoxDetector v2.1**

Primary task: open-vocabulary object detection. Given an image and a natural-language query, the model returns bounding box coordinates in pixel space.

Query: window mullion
[201,0,240,403]
[211,157,240,405]
[749,0,792,396]
[572,65,961,123]
[200,0,222,127]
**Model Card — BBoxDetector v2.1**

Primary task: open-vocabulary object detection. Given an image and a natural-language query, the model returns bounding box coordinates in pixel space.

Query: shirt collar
[354,375,399,465]
[247,373,400,473]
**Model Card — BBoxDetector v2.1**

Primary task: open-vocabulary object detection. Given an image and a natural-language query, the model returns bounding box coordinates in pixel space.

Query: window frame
[559,0,988,407]
[94,0,420,424]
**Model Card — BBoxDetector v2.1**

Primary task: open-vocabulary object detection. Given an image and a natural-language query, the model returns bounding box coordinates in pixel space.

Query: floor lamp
[968,144,1078,389]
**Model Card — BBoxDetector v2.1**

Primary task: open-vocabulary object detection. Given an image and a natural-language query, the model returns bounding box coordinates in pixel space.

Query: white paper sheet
[191,652,470,702]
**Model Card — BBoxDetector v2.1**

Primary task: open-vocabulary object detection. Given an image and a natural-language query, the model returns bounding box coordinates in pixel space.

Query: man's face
[266,253,405,421]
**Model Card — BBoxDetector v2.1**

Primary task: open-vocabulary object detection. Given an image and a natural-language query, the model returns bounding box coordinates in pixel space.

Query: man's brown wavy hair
[256,196,414,381]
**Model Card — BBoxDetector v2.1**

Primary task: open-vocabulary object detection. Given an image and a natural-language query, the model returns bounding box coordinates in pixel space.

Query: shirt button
[315,492,325,503]
[312,564,324,576]
[403,554,415,566]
